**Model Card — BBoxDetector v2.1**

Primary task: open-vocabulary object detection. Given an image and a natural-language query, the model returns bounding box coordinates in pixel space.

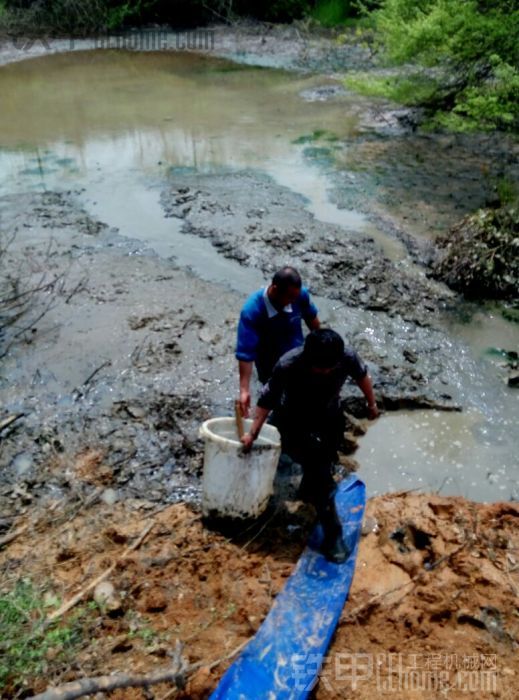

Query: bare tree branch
[29,639,249,700]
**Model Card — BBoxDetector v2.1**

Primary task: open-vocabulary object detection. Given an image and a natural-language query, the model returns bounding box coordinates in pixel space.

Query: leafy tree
[366,0,519,131]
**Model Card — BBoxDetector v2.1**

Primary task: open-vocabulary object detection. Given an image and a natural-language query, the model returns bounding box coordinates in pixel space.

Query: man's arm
[236,310,261,418]
[301,287,320,331]
[306,316,320,331]
[241,359,286,450]
[356,373,379,419]
[238,360,253,417]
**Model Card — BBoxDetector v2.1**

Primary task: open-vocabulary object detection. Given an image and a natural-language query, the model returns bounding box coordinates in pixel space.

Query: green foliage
[104,1,144,30]
[502,305,519,324]
[344,71,440,105]
[448,59,518,131]
[372,0,518,67]
[0,580,88,693]
[360,0,519,131]
[494,176,519,207]
[311,0,355,26]
[423,56,519,131]
[345,60,519,132]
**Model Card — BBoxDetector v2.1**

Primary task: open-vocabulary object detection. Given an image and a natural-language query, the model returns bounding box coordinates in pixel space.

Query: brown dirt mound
[1,491,518,699]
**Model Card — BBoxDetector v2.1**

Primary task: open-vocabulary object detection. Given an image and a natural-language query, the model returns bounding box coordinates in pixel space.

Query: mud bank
[0,182,475,521]
[0,190,240,517]
[0,21,376,73]
[161,169,452,325]
[1,159,517,518]
[1,489,517,698]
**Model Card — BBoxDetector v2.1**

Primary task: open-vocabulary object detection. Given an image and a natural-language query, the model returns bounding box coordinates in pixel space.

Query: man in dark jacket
[241,328,378,564]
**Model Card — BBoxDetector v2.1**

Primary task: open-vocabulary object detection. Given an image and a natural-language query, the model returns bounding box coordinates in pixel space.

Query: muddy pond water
[0,49,517,502]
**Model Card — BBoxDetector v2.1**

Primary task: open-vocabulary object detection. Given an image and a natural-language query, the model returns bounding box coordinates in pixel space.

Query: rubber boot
[319,497,350,564]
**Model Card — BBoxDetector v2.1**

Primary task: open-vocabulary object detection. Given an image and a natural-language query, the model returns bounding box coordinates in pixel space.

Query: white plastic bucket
[199,417,281,519]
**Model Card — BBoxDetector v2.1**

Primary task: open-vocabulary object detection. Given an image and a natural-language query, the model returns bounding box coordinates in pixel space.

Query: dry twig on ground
[29,639,249,700]
[47,521,155,623]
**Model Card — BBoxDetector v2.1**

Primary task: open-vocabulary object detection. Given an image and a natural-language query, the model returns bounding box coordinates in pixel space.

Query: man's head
[304,328,344,374]
[268,266,302,309]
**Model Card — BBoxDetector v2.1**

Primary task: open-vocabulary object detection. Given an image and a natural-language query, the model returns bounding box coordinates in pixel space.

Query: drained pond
[0,45,518,505]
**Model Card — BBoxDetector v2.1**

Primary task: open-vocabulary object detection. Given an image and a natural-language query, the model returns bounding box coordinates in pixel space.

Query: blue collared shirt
[236,287,318,383]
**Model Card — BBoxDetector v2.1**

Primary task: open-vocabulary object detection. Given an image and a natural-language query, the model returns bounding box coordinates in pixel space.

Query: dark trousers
[272,410,344,541]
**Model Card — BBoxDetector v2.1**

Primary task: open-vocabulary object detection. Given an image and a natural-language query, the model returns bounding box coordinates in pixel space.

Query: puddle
[0,50,405,262]
[357,409,519,502]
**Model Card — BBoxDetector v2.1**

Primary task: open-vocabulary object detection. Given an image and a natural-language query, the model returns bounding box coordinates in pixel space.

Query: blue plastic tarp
[210,474,366,700]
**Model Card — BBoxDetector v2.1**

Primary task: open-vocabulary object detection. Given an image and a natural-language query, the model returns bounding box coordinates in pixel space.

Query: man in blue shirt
[236,267,320,417]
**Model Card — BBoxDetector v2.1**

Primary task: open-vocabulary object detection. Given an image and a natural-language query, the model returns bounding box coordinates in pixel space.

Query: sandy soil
[1,484,517,698]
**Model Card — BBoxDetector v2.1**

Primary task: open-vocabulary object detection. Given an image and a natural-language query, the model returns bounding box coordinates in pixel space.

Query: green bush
[372,0,518,67]
[444,57,519,131]
[343,0,519,131]
[344,71,440,105]
[311,0,354,26]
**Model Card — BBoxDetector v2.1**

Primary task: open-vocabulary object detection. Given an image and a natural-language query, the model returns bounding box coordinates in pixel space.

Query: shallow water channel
[0,49,517,502]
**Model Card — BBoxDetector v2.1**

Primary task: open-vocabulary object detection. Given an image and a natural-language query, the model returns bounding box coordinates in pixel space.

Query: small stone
[43,591,60,608]
[101,488,118,506]
[361,516,379,536]
[126,404,146,419]
[403,349,418,364]
[199,327,220,344]
[338,454,359,472]
[343,412,367,436]
[11,453,33,476]
[507,372,519,387]
[94,581,116,605]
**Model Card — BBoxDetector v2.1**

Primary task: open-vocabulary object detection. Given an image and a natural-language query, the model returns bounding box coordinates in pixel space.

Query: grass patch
[344,71,440,106]
[0,580,94,695]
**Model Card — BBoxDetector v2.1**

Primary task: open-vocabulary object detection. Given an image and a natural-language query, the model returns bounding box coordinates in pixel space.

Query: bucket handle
[234,399,245,440]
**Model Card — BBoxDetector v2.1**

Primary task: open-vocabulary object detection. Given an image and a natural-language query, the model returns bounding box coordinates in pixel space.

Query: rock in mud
[101,488,119,506]
[94,580,122,614]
